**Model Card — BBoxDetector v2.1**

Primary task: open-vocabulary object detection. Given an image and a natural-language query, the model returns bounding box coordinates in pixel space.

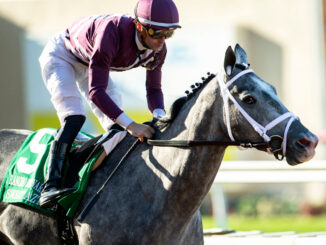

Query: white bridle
[218,69,298,157]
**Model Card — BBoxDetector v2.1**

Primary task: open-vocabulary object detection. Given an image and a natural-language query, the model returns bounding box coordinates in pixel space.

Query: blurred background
[1,0,326,232]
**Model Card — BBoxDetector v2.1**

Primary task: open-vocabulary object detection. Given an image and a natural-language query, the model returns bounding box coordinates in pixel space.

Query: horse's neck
[155,78,226,220]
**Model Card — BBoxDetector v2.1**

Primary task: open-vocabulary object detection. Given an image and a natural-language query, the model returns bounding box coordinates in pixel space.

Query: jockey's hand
[126,122,155,142]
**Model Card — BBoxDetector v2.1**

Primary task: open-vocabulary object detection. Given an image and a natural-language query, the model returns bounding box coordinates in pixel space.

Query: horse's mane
[155,73,216,130]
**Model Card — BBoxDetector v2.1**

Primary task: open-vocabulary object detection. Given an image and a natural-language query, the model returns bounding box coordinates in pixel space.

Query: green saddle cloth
[0,128,103,218]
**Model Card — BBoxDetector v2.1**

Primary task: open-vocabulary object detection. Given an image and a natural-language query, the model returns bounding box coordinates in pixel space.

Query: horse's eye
[242,95,256,104]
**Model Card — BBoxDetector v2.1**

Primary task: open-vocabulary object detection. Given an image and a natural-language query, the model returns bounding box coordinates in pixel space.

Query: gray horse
[0,44,318,245]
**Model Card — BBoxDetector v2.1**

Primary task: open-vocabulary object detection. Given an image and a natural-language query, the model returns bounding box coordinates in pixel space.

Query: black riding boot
[39,141,76,208]
[40,115,86,208]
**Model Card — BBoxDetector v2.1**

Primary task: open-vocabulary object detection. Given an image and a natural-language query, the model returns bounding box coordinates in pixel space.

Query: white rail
[214,160,326,183]
[209,160,326,230]
[204,231,326,245]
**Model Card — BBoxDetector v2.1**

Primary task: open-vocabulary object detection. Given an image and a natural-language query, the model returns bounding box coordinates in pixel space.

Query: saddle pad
[0,128,126,218]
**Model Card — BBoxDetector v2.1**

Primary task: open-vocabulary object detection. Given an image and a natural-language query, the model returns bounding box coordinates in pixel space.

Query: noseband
[218,68,298,160]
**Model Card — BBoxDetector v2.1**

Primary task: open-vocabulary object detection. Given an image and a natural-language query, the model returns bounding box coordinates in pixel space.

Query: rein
[147,68,298,161]
[147,139,268,149]
[146,137,285,159]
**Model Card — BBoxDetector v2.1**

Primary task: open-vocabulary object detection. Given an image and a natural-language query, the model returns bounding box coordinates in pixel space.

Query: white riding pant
[39,33,122,131]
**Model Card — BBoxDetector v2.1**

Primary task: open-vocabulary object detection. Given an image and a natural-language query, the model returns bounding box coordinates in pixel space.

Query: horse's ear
[224,46,236,75]
[234,43,249,65]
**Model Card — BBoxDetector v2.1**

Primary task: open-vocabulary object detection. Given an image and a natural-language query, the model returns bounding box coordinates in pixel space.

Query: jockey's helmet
[134,0,181,31]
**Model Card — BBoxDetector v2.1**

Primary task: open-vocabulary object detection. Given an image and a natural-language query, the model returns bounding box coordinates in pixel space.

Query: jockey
[39,0,181,208]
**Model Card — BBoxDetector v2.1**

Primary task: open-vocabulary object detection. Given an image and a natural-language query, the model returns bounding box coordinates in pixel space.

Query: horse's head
[220,44,318,165]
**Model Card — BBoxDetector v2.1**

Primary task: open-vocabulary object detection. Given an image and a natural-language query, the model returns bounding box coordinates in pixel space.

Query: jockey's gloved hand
[126,121,155,142]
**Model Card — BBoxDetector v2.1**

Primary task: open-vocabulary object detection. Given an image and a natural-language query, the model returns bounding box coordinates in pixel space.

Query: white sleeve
[116,112,133,129]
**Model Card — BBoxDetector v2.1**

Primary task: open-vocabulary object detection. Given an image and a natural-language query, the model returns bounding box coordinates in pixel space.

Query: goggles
[144,26,175,39]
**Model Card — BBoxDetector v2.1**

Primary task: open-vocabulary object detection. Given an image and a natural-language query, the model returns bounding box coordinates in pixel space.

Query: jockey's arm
[89,63,155,141]
[145,58,166,119]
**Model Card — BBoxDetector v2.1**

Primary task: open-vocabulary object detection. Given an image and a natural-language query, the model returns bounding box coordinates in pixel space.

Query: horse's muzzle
[287,133,318,165]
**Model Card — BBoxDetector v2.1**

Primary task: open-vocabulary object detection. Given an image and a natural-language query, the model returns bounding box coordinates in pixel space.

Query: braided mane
[156,72,216,130]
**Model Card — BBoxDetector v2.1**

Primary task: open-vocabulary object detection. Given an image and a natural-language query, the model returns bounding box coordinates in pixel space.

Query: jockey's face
[143,35,165,51]
[136,22,166,51]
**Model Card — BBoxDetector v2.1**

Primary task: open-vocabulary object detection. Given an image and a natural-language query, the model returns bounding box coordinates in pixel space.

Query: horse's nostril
[297,137,318,149]
[298,138,311,147]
